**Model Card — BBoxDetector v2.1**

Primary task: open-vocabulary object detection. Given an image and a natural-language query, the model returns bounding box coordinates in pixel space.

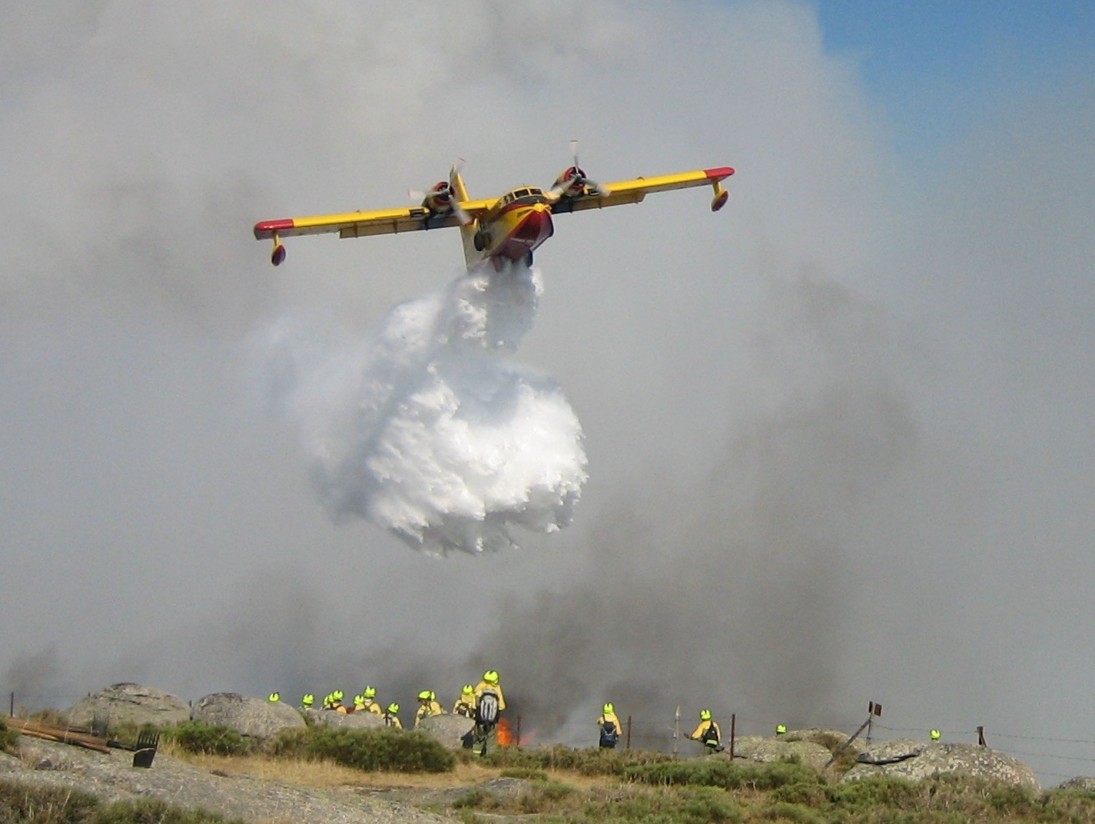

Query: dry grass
[168,742,500,791]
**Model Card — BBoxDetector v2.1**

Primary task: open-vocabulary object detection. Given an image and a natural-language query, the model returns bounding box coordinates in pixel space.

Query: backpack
[476,691,499,727]
[701,722,720,746]
[600,719,618,747]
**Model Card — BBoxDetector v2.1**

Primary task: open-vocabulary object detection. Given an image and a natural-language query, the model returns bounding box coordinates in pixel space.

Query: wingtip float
[254,154,734,271]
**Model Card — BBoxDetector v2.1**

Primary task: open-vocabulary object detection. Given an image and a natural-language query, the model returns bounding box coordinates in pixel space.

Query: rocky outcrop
[190,692,306,740]
[64,683,189,729]
[842,739,1040,790]
[305,708,386,729]
[729,735,833,771]
[1057,776,1095,791]
[416,714,475,750]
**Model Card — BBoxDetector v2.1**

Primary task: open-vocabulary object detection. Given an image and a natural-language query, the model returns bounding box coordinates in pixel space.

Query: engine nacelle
[552,166,587,198]
[422,180,455,215]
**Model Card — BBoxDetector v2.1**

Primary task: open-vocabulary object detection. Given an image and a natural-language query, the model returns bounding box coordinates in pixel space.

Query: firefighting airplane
[253,150,734,272]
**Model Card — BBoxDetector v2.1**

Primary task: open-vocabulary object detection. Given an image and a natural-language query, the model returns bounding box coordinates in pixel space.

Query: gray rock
[842,739,1040,791]
[1057,776,1095,791]
[64,683,189,729]
[308,708,386,729]
[417,713,475,750]
[190,692,306,740]
[730,735,833,771]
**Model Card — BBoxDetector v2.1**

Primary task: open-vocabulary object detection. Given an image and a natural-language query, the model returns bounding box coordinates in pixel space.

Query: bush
[165,722,253,757]
[278,726,455,773]
[0,719,19,753]
[625,757,820,792]
[481,744,675,777]
[0,780,245,823]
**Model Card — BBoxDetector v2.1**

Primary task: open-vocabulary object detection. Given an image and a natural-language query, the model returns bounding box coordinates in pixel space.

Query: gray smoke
[470,268,916,745]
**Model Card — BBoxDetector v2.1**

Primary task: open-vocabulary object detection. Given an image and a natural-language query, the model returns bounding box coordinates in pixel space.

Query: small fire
[497,717,514,747]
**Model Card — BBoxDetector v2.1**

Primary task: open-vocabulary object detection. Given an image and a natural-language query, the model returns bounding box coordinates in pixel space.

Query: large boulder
[417,714,475,750]
[306,708,386,730]
[1056,776,1095,792]
[65,683,189,729]
[842,739,1039,791]
[191,693,306,740]
[730,734,833,771]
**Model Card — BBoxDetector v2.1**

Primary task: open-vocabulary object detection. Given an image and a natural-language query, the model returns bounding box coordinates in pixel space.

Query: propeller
[408,158,473,225]
[548,140,609,200]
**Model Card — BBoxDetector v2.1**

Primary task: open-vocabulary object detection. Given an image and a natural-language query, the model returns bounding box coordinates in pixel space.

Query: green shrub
[164,722,252,757]
[626,757,819,792]
[828,775,922,810]
[756,801,827,823]
[300,726,455,773]
[0,780,245,823]
[0,719,19,753]
[482,744,676,777]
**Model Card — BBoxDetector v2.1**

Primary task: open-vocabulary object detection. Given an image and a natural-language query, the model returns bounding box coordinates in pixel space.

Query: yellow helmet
[483,670,500,684]
[775,724,787,735]
[603,703,615,714]
[387,703,399,714]
[363,686,377,699]
[418,690,431,701]
[462,684,474,695]
[700,709,712,721]
[930,729,941,740]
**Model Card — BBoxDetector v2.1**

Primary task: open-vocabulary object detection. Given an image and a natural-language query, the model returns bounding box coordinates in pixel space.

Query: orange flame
[497,717,514,747]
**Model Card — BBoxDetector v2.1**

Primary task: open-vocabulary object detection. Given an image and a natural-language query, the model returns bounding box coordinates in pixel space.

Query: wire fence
[7,691,1094,782]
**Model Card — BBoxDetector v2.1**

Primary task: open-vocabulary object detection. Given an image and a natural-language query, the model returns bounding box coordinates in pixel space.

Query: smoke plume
[259,264,587,554]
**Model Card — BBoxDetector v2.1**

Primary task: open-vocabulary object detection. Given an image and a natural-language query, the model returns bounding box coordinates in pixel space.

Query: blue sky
[814,0,1095,155]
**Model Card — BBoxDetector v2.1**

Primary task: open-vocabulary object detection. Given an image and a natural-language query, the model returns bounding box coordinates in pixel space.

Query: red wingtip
[704,166,735,180]
[254,218,295,240]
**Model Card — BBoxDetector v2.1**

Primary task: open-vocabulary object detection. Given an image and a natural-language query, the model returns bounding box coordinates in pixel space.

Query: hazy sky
[2,1,1092,786]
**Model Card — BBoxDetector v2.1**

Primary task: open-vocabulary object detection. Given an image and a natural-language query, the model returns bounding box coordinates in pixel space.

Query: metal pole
[977,726,986,747]
[729,713,736,760]
[672,705,680,757]
[626,715,632,750]
[9,692,13,718]
[515,715,522,748]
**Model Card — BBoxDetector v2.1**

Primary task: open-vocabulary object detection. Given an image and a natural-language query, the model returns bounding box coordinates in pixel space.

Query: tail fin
[451,166,487,271]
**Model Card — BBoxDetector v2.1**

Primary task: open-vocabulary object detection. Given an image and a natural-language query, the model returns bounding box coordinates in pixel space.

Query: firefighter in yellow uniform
[597,703,623,749]
[384,703,403,729]
[415,690,445,726]
[359,686,383,716]
[472,670,505,755]
[452,684,477,717]
[688,709,724,753]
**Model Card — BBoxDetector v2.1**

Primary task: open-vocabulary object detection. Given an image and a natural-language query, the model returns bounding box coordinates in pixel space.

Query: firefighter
[598,703,623,749]
[267,691,280,703]
[452,684,477,717]
[300,693,315,711]
[359,686,383,716]
[383,702,403,729]
[687,709,723,753]
[472,670,505,755]
[415,690,445,726]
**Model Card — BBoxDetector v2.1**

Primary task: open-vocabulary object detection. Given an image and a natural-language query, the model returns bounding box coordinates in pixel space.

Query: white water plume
[261,265,587,555]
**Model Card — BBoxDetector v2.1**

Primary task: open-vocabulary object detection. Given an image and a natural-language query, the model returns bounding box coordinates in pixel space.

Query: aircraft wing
[551,166,734,214]
[253,200,494,241]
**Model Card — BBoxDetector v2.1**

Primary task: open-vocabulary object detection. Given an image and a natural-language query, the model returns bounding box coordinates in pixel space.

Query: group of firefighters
[271,670,507,754]
[279,681,915,755]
